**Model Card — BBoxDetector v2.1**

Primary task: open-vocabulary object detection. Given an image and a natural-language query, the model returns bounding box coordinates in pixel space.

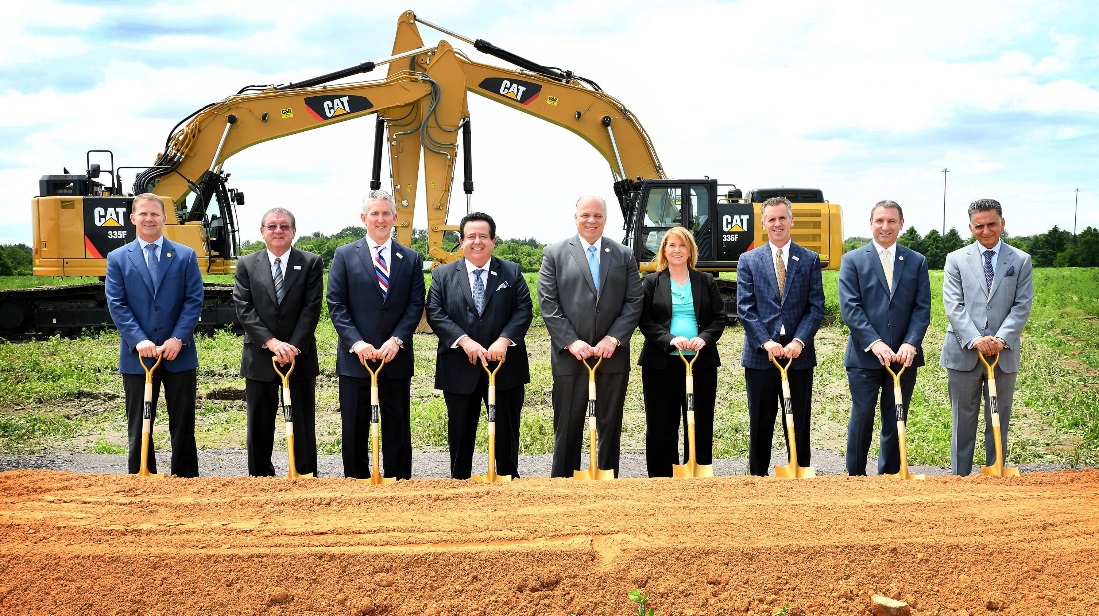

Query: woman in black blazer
[638,227,727,477]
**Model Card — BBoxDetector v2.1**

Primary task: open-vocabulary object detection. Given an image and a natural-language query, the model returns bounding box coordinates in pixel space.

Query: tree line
[843,225,1099,269]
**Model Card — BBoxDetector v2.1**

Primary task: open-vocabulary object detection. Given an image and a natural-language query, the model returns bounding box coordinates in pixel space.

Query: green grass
[1,268,1097,470]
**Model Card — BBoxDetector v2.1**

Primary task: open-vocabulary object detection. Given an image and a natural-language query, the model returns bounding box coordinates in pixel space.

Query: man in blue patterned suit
[427,212,533,479]
[737,196,825,477]
[105,193,204,477]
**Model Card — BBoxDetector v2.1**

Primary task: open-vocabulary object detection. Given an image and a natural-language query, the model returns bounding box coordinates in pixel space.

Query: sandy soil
[1,469,1097,615]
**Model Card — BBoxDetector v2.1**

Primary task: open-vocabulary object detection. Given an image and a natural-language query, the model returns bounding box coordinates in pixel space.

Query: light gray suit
[538,234,643,477]
[940,241,1034,475]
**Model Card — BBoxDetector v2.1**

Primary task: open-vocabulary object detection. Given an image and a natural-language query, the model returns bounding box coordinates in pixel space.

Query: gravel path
[0,447,975,478]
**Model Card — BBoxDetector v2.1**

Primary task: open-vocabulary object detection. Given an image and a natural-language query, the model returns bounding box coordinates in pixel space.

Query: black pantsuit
[244,376,317,476]
[123,369,198,477]
[745,365,814,476]
[642,362,718,476]
[338,373,413,480]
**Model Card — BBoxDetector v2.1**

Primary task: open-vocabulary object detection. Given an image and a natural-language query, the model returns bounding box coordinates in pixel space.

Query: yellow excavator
[8,10,843,339]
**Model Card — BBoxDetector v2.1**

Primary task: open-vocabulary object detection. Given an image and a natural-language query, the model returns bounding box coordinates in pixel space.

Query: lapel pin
[899,255,904,261]
[166,252,172,258]
[604,247,610,253]
[293,265,301,270]
[792,255,800,261]
[396,252,404,259]
[490,270,498,276]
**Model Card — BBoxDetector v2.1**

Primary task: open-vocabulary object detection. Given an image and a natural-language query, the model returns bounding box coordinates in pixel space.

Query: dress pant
[245,376,318,477]
[123,369,198,477]
[443,370,524,479]
[845,366,918,476]
[550,371,628,478]
[745,365,814,476]
[642,361,718,477]
[948,362,1017,475]
[338,374,413,480]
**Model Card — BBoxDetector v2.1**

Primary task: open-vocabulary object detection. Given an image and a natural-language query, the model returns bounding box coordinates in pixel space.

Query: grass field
[2,268,1097,469]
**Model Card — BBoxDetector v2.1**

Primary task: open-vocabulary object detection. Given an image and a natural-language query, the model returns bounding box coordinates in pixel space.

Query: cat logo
[722,214,750,233]
[477,77,542,106]
[281,108,294,119]
[546,95,559,107]
[303,95,374,121]
[94,207,127,227]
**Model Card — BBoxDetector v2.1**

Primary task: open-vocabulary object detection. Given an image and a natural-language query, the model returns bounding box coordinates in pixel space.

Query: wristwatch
[392,337,404,348]
[607,336,620,347]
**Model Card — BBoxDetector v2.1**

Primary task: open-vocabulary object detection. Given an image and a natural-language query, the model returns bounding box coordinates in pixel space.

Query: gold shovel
[472,358,512,483]
[574,356,614,481]
[361,357,396,485]
[272,357,313,479]
[771,356,815,479]
[672,349,714,478]
[137,353,164,478]
[883,363,924,480]
[979,352,1020,477]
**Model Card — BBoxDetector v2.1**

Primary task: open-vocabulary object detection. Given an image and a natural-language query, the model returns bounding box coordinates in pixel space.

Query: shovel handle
[677,348,698,375]
[481,357,504,382]
[977,351,999,380]
[769,355,793,380]
[883,362,905,388]
[140,353,163,384]
[271,356,296,387]
[360,356,385,386]
[582,356,602,382]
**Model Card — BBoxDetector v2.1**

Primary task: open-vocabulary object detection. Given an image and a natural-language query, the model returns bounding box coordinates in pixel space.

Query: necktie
[880,249,893,292]
[273,257,285,304]
[374,245,389,299]
[587,245,600,292]
[472,269,485,314]
[144,243,159,290]
[983,249,995,292]
[775,247,786,298]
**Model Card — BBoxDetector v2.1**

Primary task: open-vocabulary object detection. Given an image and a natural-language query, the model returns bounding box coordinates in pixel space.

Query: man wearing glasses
[233,208,324,476]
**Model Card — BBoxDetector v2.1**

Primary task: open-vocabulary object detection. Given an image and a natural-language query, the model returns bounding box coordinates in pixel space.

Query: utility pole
[1075,188,1080,237]
[942,168,950,234]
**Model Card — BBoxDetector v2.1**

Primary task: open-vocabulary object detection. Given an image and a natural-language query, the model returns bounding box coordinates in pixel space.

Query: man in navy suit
[233,207,324,476]
[105,193,204,477]
[426,212,533,479]
[839,200,931,476]
[737,196,825,476]
[327,190,424,480]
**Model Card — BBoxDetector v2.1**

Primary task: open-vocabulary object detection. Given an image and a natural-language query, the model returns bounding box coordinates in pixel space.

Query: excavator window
[640,186,683,261]
[689,184,713,261]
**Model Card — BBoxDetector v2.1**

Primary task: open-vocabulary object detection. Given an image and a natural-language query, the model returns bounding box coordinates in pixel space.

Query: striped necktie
[472,269,485,314]
[374,245,389,299]
[983,249,995,292]
[273,257,285,304]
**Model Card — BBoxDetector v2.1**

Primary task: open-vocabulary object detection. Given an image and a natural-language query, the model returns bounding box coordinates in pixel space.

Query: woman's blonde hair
[655,226,698,271]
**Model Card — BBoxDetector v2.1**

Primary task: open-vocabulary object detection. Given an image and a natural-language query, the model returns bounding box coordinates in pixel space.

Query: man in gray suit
[839,200,931,476]
[941,198,1034,475]
[427,212,533,479]
[538,195,643,478]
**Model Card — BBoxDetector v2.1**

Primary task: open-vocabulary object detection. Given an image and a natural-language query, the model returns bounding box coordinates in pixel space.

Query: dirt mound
[2,470,1097,615]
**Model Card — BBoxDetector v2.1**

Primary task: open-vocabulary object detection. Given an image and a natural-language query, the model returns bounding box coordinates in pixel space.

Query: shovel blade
[672,462,715,478]
[775,463,816,479]
[981,465,1020,478]
[885,469,926,480]
[573,466,614,481]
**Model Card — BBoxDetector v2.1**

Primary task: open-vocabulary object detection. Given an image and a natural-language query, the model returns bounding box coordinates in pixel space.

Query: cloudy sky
[3,0,1096,249]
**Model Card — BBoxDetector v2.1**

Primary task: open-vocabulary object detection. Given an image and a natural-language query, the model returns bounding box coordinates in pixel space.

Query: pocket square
[496,281,510,291]
[1005,265,1015,277]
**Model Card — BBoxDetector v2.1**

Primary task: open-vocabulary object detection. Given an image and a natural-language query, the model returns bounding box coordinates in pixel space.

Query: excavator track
[0,283,241,341]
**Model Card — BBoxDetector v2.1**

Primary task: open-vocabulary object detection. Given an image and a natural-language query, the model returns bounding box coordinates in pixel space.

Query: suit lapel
[866,243,889,296]
[356,240,386,302]
[253,249,277,305]
[456,258,477,312]
[282,250,302,299]
[990,246,1016,298]
[782,244,802,305]
[688,269,702,319]
[597,242,612,293]
[127,241,155,296]
[890,245,907,299]
[482,257,501,310]
[761,246,781,302]
[967,244,989,298]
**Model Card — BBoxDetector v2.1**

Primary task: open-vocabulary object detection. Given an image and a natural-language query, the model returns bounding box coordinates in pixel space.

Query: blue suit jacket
[839,243,931,369]
[737,242,824,370]
[327,238,425,379]
[105,238,203,374]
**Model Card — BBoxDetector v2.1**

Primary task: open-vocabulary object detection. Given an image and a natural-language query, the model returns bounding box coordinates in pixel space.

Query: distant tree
[922,229,946,269]
[239,239,264,255]
[1076,227,1099,267]
[940,228,965,257]
[0,244,32,275]
[897,227,924,256]
[843,237,865,253]
[1033,226,1072,267]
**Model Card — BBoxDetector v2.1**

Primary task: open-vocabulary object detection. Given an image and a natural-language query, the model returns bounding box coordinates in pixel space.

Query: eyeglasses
[264,224,293,232]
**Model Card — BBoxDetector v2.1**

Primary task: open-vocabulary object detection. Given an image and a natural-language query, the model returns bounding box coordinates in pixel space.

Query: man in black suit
[737,196,825,476]
[233,207,324,476]
[426,212,533,479]
[327,190,425,480]
[538,195,643,478]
